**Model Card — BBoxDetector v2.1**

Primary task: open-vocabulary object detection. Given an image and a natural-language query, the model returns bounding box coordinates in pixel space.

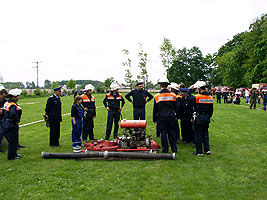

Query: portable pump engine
[118,120,152,149]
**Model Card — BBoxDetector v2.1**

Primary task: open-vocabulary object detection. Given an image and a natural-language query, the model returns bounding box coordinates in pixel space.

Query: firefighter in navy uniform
[180,88,195,144]
[81,84,97,141]
[45,87,62,147]
[2,89,22,160]
[169,82,181,142]
[0,87,8,153]
[103,82,125,140]
[125,80,153,120]
[153,77,180,153]
[190,81,214,156]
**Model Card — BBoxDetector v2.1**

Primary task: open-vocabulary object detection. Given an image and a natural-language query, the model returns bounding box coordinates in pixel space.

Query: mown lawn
[0,94,266,200]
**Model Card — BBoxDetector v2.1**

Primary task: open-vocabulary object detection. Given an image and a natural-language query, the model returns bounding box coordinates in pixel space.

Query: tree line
[160,13,267,89]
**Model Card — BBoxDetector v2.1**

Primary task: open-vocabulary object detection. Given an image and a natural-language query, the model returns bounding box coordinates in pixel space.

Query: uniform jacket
[193,92,214,118]
[179,92,195,121]
[103,92,125,111]
[45,94,62,122]
[0,98,7,121]
[81,93,96,117]
[3,99,22,130]
[125,89,153,109]
[153,89,180,122]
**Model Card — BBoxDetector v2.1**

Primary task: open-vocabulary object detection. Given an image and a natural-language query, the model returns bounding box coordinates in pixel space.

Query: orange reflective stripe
[81,94,95,102]
[154,93,177,103]
[3,102,21,111]
[195,94,214,104]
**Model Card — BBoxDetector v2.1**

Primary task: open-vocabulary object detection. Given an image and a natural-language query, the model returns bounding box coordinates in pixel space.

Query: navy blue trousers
[82,117,94,140]
[49,122,60,146]
[194,124,210,154]
[4,128,18,160]
[133,108,145,120]
[72,119,82,147]
[105,111,120,140]
[158,119,177,153]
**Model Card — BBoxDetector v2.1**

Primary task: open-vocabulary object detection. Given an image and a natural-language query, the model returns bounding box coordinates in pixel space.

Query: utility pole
[32,61,42,88]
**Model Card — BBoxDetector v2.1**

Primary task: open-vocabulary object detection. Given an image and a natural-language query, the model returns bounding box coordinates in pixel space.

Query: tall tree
[137,43,149,89]
[26,81,36,89]
[160,38,176,71]
[44,79,52,89]
[122,49,134,89]
[67,79,76,89]
[51,81,59,89]
[104,77,114,88]
[168,47,212,87]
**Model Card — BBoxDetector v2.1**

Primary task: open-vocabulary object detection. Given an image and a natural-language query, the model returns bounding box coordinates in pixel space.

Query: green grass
[0,94,266,200]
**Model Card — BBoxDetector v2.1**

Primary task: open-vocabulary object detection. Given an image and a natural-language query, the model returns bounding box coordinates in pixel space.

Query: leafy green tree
[26,81,36,89]
[67,79,76,89]
[160,38,176,71]
[51,81,59,89]
[137,43,149,89]
[104,77,114,88]
[168,46,212,87]
[44,80,51,89]
[122,49,134,89]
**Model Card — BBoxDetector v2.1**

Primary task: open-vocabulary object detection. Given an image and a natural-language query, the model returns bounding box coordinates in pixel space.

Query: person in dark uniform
[250,88,258,109]
[103,82,125,140]
[233,95,241,105]
[153,77,180,153]
[71,96,84,151]
[222,89,228,104]
[2,88,22,160]
[180,87,195,144]
[0,88,8,153]
[125,81,153,120]
[45,86,62,147]
[189,81,214,156]
[81,84,97,142]
[216,89,222,104]
[169,82,181,142]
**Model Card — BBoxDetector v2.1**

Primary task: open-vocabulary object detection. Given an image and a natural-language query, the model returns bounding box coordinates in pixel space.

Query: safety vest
[81,94,95,102]
[106,93,122,100]
[3,102,22,111]
[195,94,214,104]
[154,92,177,103]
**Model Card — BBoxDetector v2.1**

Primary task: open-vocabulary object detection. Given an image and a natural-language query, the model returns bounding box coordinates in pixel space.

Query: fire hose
[41,151,175,160]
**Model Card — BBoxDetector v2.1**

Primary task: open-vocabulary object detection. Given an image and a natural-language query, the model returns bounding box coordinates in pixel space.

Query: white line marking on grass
[19,105,105,128]
[19,102,38,105]
[239,105,262,111]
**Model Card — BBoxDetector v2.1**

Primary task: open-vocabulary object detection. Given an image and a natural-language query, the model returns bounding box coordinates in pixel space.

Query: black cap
[179,88,188,93]
[53,86,62,91]
[136,81,143,86]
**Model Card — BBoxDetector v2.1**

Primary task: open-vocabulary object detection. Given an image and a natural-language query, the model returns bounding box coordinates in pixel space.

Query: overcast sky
[0,0,266,87]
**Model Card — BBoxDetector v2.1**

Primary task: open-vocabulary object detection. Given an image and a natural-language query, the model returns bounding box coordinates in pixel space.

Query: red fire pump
[82,120,160,152]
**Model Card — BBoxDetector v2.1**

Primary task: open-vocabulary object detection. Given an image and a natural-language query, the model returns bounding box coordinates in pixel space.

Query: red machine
[82,120,160,152]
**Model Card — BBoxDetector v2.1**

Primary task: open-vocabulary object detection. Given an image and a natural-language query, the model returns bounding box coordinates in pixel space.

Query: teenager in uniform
[81,84,97,141]
[0,87,8,153]
[189,81,214,156]
[103,82,125,140]
[153,77,180,153]
[3,88,22,160]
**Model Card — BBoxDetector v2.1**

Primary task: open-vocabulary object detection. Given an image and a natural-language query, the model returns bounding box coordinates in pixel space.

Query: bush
[22,90,28,97]
[34,88,41,96]
[96,86,105,93]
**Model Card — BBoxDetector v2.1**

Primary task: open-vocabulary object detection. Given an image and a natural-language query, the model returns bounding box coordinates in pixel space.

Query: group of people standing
[0,87,25,160]
[214,87,267,110]
[1,78,214,160]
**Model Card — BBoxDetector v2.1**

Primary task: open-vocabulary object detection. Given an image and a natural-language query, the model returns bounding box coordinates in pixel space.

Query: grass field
[0,93,266,200]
